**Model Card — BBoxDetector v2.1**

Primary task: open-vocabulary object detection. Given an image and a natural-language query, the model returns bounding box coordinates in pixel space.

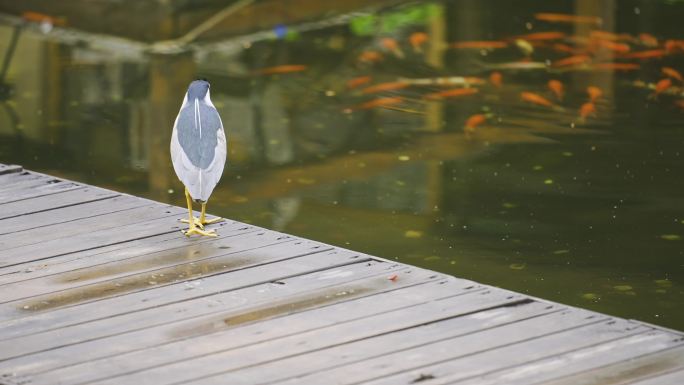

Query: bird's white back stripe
[194,98,203,139]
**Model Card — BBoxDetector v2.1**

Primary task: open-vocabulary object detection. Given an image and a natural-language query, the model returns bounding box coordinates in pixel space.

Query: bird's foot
[201,216,224,225]
[183,226,217,237]
[180,216,224,229]
[181,216,204,229]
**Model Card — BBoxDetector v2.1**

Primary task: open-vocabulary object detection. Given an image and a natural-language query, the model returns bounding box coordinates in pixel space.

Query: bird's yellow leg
[183,188,216,237]
[180,201,223,228]
[199,202,223,225]
[180,188,204,228]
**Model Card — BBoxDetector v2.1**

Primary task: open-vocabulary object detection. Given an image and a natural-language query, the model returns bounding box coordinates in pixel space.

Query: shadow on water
[0,0,683,328]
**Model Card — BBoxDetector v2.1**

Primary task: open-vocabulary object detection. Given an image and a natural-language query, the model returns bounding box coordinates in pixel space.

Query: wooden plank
[0,171,78,194]
[0,234,324,321]
[0,195,147,235]
[0,260,411,363]
[0,260,432,375]
[330,328,672,385]
[0,242,341,337]
[87,289,543,385]
[0,163,22,175]
[256,319,651,385]
[0,176,63,195]
[450,336,684,385]
[0,226,275,303]
[31,278,483,385]
[0,172,46,191]
[0,187,119,220]
[0,211,189,269]
[532,345,684,385]
[0,230,227,285]
[182,306,609,385]
[626,368,684,385]
[0,180,84,205]
[0,203,178,250]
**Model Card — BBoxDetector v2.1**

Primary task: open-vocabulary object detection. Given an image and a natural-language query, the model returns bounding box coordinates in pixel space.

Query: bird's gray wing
[171,116,200,196]
[200,124,227,201]
[171,100,226,201]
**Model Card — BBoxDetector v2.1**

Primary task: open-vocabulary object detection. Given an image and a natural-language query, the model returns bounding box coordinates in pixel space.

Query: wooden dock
[0,163,683,385]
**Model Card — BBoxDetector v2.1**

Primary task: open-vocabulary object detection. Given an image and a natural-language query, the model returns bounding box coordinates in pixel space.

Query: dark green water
[0,0,683,329]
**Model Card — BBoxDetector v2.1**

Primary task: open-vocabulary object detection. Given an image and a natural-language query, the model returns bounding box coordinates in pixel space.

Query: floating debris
[655,279,673,287]
[581,293,600,301]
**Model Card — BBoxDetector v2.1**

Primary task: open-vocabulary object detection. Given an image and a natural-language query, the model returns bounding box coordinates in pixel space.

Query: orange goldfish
[654,78,672,95]
[547,80,564,101]
[590,63,640,71]
[579,102,596,119]
[424,87,479,100]
[662,67,683,82]
[552,54,591,67]
[489,71,503,88]
[638,33,658,47]
[619,49,667,59]
[361,81,409,94]
[464,114,486,135]
[347,76,372,89]
[450,40,508,49]
[357,97,403,110]
[513,32,566,41]
[358,51,384,63]
[22,11,67,26]
[253,65,307,75]
[665,40,684,54]
[587,86,603,102]
[552,43,582,54]
[409,32,428,53]
[534,13,602,25]
[381,38,399,50]
[381,37,405,58]
[521,92,556,108]
[592,39,630,53]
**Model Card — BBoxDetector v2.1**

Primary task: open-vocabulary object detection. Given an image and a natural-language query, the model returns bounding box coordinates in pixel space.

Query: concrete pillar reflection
[574,0,616,102]
[42,41,63,147]
[147,53,195,202]
[424,3,446,133]
[424,4,446,216]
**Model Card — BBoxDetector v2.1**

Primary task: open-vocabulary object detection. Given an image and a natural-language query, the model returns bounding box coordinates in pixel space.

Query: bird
[170,79,227,237]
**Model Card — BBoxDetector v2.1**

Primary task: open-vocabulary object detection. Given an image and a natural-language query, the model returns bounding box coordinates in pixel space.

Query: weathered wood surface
[0,164,682,385]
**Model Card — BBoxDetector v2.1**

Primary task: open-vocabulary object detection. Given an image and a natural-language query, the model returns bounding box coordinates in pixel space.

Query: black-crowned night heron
[171,79,227,237]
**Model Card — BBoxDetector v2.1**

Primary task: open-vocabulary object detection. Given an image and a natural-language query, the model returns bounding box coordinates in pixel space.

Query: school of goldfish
[252,11,683,137]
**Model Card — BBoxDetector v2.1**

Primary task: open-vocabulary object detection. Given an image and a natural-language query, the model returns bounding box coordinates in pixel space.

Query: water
[0,0,683,329]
